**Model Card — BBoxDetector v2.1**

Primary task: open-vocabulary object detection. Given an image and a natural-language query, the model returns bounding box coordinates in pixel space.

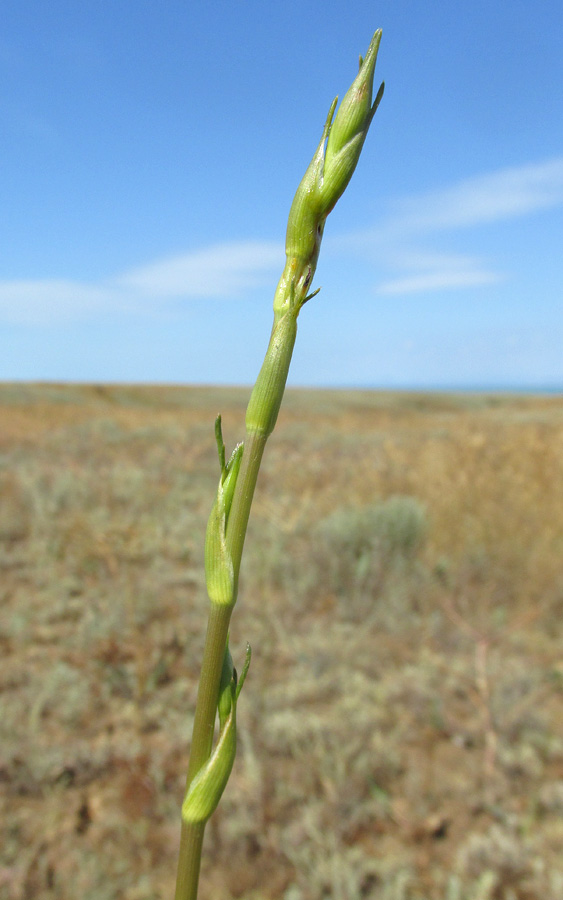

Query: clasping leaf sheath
[204,419,244,607]
[245,307,298,439]
[182,644,251,826]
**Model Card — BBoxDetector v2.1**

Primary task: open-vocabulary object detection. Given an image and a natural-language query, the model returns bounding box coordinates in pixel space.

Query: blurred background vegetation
[1,383,562,900]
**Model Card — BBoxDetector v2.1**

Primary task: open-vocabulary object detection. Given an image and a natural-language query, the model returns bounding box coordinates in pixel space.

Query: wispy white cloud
[389,156,563,232]
[117,240,282,298]
[377,251,503,295]
[0,280,120,325]
[346,156,563,296]
[0,240,283,326]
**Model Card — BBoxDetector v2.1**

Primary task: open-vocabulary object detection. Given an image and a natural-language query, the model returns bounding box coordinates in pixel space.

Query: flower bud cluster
[284,29,384,296]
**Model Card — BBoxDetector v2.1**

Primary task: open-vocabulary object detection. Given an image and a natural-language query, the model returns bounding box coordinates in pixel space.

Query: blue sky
[1,0,562,388]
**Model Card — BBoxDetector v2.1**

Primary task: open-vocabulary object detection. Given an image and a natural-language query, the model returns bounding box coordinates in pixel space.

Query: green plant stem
[225,431,267,578]
[174,431,268,900]
[174,822,205,900]
[174,602,231,900]
[186,604,233,785]
[174,29,384,897]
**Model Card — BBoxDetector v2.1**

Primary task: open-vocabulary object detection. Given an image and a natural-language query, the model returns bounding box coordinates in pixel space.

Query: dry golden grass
[1,383,562,900]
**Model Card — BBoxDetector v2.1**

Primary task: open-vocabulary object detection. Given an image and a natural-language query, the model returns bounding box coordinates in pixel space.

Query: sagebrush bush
[244,495,427,626]
[311,496,427,609]
[0,472,32,542]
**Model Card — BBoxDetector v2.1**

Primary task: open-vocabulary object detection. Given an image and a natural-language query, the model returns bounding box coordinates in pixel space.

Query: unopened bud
[279,30,383,317]
[285,99,337,265]
[323,30,384,215]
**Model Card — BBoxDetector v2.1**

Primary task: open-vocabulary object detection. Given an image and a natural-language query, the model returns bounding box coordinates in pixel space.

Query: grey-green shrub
[317,494,425,570]
[311,496,427,620]
[246,495,427,619]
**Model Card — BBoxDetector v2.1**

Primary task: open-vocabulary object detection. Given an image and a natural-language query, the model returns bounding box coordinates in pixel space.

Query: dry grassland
[1,383,562,900]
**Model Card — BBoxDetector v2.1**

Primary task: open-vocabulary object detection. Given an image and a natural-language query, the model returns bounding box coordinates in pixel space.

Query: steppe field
[1,382,563,900]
